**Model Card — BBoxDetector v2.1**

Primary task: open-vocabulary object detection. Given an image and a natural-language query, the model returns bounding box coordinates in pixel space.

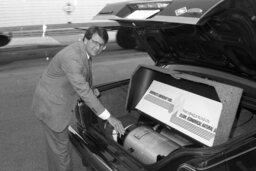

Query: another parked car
[68,0,256,170]
[0,32,12,47]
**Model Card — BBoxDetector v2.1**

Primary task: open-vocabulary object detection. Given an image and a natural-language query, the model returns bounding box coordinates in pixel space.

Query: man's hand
[107,116,125,135]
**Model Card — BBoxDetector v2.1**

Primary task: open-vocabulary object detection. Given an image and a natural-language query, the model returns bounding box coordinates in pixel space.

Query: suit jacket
[32,41,105,132]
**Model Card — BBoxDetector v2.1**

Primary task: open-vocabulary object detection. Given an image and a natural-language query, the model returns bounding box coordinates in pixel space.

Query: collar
[78,40,90,60]
[77,41,91,68]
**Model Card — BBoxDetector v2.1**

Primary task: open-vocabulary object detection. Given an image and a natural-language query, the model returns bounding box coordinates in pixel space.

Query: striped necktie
[88,58,93,87]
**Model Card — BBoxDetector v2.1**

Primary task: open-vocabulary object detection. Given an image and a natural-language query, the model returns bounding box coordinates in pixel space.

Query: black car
[0,32,12,47]
[68,0,256,170]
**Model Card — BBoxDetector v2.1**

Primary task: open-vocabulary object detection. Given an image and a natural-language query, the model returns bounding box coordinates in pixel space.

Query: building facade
[0,0,126,28]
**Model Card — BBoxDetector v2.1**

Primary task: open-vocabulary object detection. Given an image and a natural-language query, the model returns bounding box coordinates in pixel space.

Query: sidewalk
[1,30,117,50]
[1,20,120,49]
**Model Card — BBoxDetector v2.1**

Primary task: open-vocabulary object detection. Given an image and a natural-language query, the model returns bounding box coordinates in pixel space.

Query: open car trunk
[69,65,256,171]
[69,0,256,170]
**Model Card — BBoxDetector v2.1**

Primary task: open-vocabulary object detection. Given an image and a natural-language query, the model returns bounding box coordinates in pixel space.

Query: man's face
[86,33,106,57]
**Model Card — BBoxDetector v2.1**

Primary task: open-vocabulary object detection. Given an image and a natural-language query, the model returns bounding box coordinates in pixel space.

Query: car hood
[94,0,256,78]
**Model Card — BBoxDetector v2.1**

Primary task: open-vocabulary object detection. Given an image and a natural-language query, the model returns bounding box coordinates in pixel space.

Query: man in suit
[32,26,125,171]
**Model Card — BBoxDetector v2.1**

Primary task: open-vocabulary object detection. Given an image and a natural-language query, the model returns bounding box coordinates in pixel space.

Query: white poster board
[136,80,223,146]
[125,9,160,19]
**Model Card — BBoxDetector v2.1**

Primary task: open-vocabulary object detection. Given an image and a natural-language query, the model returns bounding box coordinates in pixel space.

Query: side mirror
[0,32,12,47]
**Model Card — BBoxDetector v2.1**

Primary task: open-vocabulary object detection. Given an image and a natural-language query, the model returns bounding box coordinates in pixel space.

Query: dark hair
[83,26,109,44]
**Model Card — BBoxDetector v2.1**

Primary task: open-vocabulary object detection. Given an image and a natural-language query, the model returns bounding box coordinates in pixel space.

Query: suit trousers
[41,121,73,171]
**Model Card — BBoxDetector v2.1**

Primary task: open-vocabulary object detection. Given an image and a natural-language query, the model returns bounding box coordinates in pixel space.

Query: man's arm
[61,54,124,134]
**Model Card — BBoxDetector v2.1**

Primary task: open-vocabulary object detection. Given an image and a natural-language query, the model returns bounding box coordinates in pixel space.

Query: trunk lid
[94,0,256,78]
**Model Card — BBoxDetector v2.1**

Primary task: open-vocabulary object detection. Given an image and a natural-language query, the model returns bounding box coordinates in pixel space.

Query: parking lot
[0,36,153,170]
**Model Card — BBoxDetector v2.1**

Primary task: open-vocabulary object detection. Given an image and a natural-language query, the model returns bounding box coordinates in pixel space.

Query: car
[68,0,256,170]
[0,32,12,47]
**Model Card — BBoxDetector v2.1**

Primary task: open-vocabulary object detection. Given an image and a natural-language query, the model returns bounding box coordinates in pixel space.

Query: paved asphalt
[0,34,153,171]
